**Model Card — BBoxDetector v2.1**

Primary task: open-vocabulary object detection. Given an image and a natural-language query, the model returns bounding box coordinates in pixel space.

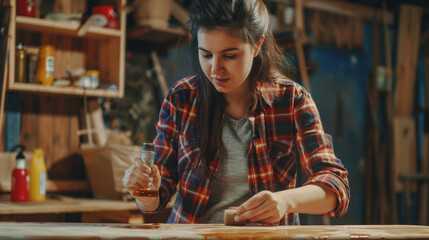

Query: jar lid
[142,143,154,151]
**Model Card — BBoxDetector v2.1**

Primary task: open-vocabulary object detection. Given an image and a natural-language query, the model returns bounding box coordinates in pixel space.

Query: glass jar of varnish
[133,143,158,197]
[36,45,55,85]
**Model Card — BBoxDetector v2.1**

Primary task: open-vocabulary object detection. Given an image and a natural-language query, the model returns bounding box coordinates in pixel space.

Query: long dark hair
[189,0,288,175]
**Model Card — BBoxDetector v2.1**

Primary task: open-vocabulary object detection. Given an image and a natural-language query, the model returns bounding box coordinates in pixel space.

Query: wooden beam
[395,4,423,117]
[393,117,417,193]
[294,0,311,92]
[269,0,394,24]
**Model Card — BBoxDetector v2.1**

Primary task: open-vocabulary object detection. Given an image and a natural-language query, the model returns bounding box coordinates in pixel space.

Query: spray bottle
[29,148,47,202]
[11,145,28,202]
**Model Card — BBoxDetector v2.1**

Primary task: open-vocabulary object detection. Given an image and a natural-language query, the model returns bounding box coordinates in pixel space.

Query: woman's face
[197,28,260,97]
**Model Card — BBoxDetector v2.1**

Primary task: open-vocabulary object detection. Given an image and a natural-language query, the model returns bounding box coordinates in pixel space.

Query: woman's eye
[224,55,237,59]
[202,54,212,59]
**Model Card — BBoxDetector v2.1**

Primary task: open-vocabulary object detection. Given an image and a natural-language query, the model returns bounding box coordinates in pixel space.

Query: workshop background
[0,0,428,225]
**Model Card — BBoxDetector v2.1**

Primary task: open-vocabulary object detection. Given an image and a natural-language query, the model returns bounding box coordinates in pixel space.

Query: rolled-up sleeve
[293,86,350,217]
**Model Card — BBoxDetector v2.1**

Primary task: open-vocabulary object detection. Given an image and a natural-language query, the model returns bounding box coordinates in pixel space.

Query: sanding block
[224,207,246,225]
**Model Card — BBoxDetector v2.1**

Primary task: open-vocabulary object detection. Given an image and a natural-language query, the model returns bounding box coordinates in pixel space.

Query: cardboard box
[79,144,140,200]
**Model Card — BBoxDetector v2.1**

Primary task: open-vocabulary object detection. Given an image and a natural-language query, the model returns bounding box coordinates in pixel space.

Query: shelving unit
[7,0,127,98]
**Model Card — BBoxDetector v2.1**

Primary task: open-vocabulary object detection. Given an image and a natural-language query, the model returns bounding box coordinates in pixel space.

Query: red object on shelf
[92,5,119,29]
[11,145,29,202]
[17,0,35,17]
[12,168,29,202]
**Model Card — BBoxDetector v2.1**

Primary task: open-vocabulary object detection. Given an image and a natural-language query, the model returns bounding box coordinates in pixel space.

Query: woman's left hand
[234,190,289,224]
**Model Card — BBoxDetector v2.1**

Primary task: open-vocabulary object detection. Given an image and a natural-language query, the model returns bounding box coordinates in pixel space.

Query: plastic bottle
[29,148,47,202]
[133,143,158,197]
[11,145,29,202]
[15,42,27,83]
[36,45,55,86]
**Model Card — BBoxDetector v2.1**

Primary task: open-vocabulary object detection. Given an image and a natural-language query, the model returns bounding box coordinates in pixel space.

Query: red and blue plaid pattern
[141,74,350,224]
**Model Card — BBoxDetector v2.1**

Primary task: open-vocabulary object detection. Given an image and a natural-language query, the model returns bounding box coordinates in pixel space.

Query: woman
[123,0,350,224]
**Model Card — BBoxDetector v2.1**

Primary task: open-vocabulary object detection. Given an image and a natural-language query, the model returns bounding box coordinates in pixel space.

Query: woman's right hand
[122,157,161,196]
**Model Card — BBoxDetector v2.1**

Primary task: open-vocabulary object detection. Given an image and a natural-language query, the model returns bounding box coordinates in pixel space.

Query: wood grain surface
[0,196,137,215]
[0,223,428,239]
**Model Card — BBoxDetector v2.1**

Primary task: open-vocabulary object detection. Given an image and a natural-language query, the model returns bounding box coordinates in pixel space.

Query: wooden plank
[269,0,394,24]
[294,0,310,92]
[8,82,122,98]
[16,16,122,39]
[0,1,11,147]
[353,18,364,49]
[37,95,54,168]
[69,98,81,154]
[393,117,417,192]
[395,5,423,117]
[53,0,86,13]
[0,197,138,215]
[52,97,70,163]
[0,64,7,152]
[53,35,71,79]
[71,38,86,73]
[20,94,39,150]
[107,38,121,85]
[7,0,16,90]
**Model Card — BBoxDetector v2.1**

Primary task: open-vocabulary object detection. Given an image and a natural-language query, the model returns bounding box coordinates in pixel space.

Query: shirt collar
[255,79,276,109]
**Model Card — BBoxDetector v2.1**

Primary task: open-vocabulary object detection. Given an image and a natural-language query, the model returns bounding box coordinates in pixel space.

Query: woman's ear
[254,34,265,57]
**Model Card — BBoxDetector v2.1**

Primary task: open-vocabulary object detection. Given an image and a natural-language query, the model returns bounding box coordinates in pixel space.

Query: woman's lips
[213,78,229,86]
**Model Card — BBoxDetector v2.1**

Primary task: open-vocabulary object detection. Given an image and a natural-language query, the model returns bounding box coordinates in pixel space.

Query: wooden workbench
[0,195,138,215]
[0,223,428,239]
[0,195,142,223]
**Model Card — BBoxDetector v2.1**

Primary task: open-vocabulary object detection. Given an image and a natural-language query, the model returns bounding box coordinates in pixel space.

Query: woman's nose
[211,57,223,74]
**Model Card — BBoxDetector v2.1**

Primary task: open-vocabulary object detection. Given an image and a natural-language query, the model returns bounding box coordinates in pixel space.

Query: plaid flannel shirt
[143,73,350,224]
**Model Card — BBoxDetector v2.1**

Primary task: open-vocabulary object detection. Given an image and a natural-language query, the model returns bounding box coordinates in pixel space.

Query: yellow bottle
[36,45,55,86]
[29,149,47,202]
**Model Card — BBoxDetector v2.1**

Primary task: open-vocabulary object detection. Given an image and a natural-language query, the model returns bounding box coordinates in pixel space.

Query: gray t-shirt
[199,115,251,223]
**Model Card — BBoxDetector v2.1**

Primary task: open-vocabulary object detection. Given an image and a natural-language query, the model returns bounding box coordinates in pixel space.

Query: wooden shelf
[16,16,122,39]
[8,82,121,98]
[8,0,126,98]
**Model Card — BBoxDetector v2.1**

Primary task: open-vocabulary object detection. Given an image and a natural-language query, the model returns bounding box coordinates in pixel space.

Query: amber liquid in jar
[133,188,158,197]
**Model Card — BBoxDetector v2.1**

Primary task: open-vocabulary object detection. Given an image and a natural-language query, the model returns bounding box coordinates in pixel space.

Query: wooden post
[295,0,311,92]
[393,117,417,192]
[394,5,423,117]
